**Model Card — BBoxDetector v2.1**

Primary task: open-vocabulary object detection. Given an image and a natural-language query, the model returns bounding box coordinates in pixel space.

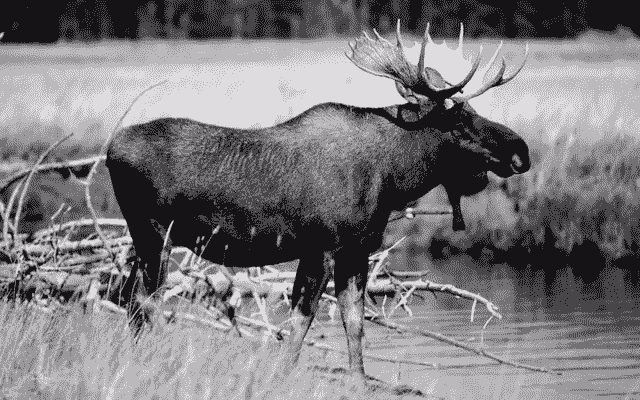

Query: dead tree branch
[14,133,74,237]
[0,155,105,194]
[367,316,561,375]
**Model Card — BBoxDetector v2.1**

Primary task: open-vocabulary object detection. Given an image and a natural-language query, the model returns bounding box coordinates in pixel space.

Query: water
[309,254,640,399]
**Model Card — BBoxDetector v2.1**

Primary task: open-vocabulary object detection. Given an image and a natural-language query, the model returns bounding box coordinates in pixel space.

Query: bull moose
[106,21,530,382]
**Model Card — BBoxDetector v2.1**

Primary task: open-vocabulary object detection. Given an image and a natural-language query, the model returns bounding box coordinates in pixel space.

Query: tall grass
[426,131,640,279]
[1,301,425,400]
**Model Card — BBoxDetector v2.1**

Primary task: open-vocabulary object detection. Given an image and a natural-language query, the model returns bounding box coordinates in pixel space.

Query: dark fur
[106,100,529,377]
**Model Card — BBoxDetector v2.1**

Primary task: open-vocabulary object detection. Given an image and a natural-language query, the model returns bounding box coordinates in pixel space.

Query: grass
[0,301,431,400]
[423,132,640,282]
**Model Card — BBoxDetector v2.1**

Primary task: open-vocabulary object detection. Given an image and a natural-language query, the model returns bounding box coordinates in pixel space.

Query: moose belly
[169,214,333,267]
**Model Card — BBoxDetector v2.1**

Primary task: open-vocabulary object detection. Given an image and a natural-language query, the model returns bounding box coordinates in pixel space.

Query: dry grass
[0,300,437,400]
[425,132,640,279]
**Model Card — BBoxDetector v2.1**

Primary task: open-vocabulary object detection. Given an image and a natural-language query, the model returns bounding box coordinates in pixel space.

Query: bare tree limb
[33,218,127,239]
[14,133,74,237]
[2,179,24,246]
[0,155,106,194]
[367,316,561,375]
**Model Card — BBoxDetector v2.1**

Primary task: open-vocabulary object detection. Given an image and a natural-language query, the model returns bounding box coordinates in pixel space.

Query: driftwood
[0,213,558,376]
[0,155,106,195]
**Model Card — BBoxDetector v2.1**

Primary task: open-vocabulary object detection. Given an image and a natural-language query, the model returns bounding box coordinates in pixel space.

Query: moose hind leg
[122,218,170,336]
[286,252,334,367]
[333,248,368,377]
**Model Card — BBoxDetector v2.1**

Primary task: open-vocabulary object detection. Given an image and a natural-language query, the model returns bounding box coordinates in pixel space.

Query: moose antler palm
[346,20,528,104]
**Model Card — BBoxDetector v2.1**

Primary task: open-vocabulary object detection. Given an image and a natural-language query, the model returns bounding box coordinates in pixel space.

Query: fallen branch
[0,217,557,377]
[367,316,561,375]
[14,133,74,237]
[33,218,127,239]
[367,278,502,321]
[2,179,24,245]
[387,207,452,223]
[0,155,105,194]
[20,236,132,256]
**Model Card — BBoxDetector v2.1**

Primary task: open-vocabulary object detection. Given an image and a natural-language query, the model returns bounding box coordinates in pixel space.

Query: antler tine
[412,21,481,100]
[417,23,430,78]
[345,24,420,86]
[425,22,434,44]
[456,42,529,102]
[395,19,404,50]
[457,23,464,54]
[421,51,481,99]
[502,43,529,85]
[345,42,401,81]
[373,28,392,46]
[485,41,504,72]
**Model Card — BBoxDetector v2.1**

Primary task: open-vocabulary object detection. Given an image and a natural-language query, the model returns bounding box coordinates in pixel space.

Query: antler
[415,22,481,100]
[453,43,529,102]
[346,20,481,102]
[345,20,423,89]
[346,20,527,104]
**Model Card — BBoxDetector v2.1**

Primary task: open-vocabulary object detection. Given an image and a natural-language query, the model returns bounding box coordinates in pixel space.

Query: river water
[311,254,640,399]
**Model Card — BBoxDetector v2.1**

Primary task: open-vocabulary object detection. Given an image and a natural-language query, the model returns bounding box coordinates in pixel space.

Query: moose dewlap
[106,20,530,381]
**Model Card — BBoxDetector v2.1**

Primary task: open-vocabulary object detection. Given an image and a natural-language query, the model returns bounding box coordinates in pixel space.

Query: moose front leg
[333,248,368,377]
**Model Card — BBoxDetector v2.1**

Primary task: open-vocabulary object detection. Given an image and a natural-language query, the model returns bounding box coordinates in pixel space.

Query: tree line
[0,0,637,43]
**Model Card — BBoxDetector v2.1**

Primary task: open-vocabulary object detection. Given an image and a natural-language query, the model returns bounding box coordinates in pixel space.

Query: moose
[106,21,530,382]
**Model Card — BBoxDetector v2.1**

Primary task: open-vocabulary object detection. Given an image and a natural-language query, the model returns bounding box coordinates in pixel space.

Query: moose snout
[486,149,530,178]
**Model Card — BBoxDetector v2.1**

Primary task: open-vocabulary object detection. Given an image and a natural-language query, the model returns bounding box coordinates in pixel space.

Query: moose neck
[378,104,456,211]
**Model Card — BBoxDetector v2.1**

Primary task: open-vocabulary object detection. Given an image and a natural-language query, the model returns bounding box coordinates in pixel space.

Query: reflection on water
[367,253,640,399]
[397,253,640,314]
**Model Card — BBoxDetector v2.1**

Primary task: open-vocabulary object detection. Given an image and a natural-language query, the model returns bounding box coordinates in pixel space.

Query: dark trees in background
[0,0,636,43]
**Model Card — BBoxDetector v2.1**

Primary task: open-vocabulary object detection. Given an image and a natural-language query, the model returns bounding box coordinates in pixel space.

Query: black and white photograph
[0,1,638,399]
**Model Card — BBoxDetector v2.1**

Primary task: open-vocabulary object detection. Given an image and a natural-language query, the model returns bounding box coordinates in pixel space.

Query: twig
[366,236,406,308]
[367,317,561,375]
[0,155,105,194]
[387,208,452,223]
[82,79,168,263]
[33,218,127,239]
[304,340,437,369]
[21,236,132,256]
[367,278,503,321]
[388,283,416,318]
[49,203,69,225]
[14,133,74,236]
[2,179,24,245]
[0,198,6,224]
[369,236,406,263]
